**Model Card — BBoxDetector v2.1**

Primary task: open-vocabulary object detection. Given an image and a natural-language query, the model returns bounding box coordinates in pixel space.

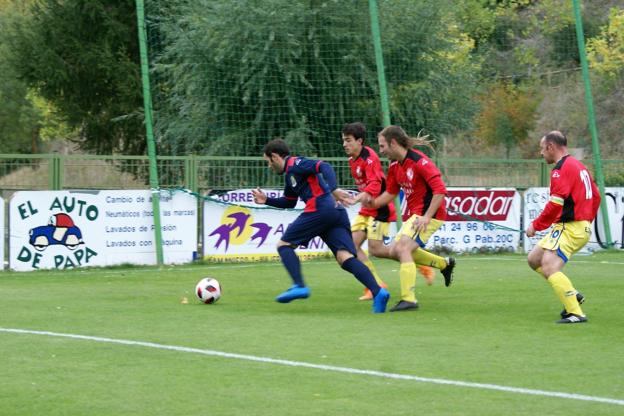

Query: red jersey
[386,149,447,220]
[349,146,397,222]
[532,155,601,231]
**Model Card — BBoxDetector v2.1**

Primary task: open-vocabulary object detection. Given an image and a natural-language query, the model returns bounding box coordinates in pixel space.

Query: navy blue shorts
[281,208,356,256]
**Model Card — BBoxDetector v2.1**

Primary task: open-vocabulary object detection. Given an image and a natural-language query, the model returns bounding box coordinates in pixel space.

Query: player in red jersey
[526,131,601,324]
[342,122,393,300]
[342,123,436,301]
[359,125,455,312]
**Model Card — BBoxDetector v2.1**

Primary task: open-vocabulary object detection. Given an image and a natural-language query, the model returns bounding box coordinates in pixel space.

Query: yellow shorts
[395,215,444,248]
[351,214,392,241]
[538,220,591,262]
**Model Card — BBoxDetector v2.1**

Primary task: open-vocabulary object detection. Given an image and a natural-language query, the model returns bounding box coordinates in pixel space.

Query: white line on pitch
[1,327,623,407]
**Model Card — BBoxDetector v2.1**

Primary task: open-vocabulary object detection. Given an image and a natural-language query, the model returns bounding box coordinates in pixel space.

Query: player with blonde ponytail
[358,125,456,312]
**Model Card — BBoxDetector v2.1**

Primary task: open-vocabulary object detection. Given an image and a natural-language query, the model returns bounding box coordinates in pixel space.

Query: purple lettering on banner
[308,237,325,249]
[231,194,238,202]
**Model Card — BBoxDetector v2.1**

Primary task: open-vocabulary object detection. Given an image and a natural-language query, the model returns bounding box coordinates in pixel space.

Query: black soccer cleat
[556,313,588,324]
[441,257,455,287]
[560,292,586,318]
[389,300,419,312]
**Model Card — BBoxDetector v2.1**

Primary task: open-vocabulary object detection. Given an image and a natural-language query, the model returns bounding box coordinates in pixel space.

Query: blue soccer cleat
[275,285,310,303]
[372,287,390,313]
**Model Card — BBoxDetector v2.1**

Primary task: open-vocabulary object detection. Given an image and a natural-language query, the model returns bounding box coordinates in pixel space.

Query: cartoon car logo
[28,213,84,251]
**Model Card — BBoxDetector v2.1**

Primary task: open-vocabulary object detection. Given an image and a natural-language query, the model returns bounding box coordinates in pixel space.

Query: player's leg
[387,235,420,311]
[406,216,455,287]
[273,213,321,303]
[537,222,589,323]
[541,250,585,320]
[356,217,389,301]
[417,265,436,286]
[324,210,389,313]
[527,244,546,278]
[352,216,384,300]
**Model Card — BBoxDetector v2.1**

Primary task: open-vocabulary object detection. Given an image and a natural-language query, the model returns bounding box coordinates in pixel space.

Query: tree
[5,0,144,155]
[475,82,540,158]
[587,8,624,82]
[151,0,482,157]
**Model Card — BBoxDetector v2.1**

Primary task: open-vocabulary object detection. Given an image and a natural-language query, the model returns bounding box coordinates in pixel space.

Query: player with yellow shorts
[396,215,444,248]
[537,221,591,263]
[342,123,399,301]
[527,130,601,324]
[351,214,392,242]
[361,126,455,313]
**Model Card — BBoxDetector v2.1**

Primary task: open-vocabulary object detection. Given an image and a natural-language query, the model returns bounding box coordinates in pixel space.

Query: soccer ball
[195,277,222,304]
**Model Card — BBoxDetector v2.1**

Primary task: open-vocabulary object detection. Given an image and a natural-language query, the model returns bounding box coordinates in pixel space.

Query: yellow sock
[363,259,385,286]
[399,262,417,302]
[412,249,447,270]
[548,272,584,316]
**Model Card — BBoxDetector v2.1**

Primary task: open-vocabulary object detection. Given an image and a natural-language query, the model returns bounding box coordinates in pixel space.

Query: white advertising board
[427,188,522,252]
[203,189,361,261]
[524,187,624,253]
[10,190,197,271]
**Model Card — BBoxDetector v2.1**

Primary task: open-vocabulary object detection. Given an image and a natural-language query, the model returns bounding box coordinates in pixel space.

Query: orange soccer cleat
[418,265,435,285]
[358,282,388,301]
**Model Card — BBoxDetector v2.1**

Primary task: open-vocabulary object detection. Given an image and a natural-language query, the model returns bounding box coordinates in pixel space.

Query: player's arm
[529,196,563,234]
[316,161,353,205]
[531,168,569,232]
[253,187,298,209]
[317,161,337,191]
[413,174,446,232]
[364,190,396,209]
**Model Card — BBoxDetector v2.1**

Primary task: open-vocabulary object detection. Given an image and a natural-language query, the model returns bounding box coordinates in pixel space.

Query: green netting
[143,0,619,161]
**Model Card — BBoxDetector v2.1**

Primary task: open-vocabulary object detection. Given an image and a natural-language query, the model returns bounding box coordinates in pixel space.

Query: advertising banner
[428,188,522,252]
[203,189,361,261]
[10,190,197,271]
[524,187,624,253]
[204,188,522,260]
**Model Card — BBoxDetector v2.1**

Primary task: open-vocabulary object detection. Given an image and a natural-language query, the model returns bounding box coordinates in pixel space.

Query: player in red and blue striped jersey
[251,139,390,313]
[526,130,601,324]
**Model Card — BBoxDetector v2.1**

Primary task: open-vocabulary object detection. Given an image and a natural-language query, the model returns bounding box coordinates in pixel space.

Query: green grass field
[1,252,623,415]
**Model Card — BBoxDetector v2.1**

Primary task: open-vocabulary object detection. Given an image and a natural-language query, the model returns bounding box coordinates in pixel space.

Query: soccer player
[341,122,434,302]
[360,125,456,312]
[526,130,600,324]
[251,138,390,313]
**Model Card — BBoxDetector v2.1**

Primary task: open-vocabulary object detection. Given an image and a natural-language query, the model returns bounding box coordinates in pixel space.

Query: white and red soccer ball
[195,278,222,304]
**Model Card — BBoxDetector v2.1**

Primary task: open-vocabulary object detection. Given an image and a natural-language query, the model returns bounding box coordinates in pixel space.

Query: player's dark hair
[263,139,290,158]
[543,130,567,147]
[342,122,366,144]
[379,125,434,150]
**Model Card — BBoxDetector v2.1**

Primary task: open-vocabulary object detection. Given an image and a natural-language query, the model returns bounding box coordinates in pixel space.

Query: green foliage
[587,8,624,82]
[4,0,144,155]
[0,4,39,154]
[605,170,624,186]
[151,0,481,157]
[475,82,540,158]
